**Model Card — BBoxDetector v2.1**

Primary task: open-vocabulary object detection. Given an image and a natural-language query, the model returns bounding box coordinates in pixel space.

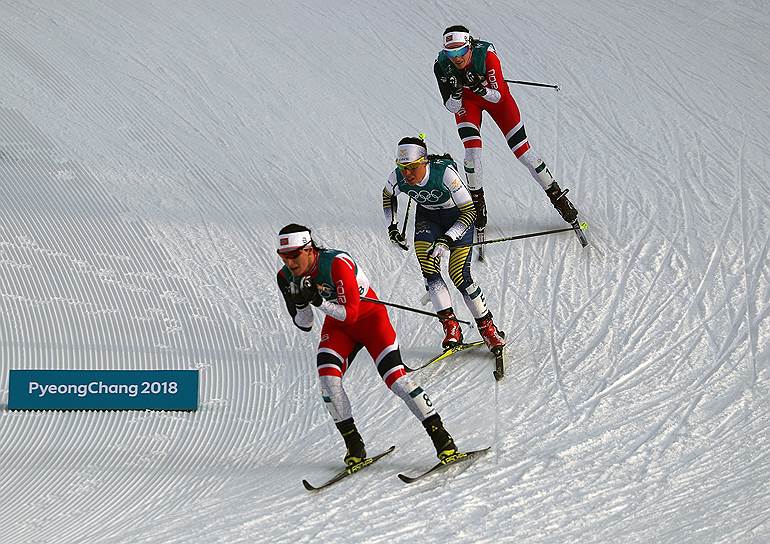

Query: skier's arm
[315,255,362,324]
[479,49,505,104]
[443,167,476,241]
[276,270,313,332]
[382,172,401,226]
[434,61,463,114]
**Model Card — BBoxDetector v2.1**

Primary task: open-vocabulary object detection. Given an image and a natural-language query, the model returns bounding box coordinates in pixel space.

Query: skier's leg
[414,212,462,347]
[492,96,579,223]
[317,320,365,465]
[363,311,458,460]
[456,105,486,229]
[447,228,489,320]
[519,148,579,222]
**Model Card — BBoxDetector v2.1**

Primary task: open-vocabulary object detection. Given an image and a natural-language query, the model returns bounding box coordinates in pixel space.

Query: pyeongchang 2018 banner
[8,370,199,411]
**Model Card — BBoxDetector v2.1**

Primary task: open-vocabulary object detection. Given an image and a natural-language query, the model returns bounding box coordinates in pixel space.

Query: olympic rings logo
[406,189,444,204]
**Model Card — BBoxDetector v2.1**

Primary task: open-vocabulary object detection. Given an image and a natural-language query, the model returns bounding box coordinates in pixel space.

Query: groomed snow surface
[1,1,768,543]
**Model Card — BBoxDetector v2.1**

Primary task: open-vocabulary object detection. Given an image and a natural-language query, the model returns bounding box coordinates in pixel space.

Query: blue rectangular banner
[8,370,199,411]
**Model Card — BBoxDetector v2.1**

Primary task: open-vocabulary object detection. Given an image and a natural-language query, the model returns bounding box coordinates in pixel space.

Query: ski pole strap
[361,296,472,325]
[504,79,560,91]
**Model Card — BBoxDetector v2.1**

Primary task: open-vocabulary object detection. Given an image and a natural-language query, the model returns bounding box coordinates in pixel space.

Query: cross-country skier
[276,223,458,464]
[382,137,506,352]
[434,24,580,230]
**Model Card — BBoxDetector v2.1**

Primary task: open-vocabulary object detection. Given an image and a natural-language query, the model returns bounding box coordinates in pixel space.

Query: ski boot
[422,414,457,461]
[476,313,506,351]
[336,418,366,466]
[545,181,578,224]
[438,308,463,349]
[469,188,487,230]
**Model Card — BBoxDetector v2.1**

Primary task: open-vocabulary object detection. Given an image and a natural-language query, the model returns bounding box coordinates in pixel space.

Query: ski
[476,228,485,261]
[571,220,589,247]
[405,341,485,372]
[302,445,395,491]
[397,447,491,484]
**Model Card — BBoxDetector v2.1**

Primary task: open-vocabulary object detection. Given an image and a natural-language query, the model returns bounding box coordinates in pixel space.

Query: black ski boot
[422,414,457,461]
[470,188,487,230]
[545,181,578,223]
[336,418,366,466]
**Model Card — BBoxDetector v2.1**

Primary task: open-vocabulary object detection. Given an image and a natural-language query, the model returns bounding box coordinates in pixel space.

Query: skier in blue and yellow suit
[382,136,505,352]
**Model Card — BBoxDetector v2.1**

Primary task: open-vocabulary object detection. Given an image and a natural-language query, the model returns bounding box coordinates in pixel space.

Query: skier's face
[445,42,472,70]
[279,246,315,276]
[450,48,472,70]
[400,162,427,185]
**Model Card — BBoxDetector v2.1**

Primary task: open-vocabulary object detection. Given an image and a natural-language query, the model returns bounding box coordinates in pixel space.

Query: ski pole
[400,198,412,247]
[361,296,472,325]
[504,79,560,91]
[460,223,588,247]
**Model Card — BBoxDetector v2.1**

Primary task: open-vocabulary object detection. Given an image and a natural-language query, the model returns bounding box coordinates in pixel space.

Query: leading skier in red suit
[276,223,459,465]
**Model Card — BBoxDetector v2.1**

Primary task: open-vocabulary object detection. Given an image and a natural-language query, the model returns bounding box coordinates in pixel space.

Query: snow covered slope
[0,1,768,542]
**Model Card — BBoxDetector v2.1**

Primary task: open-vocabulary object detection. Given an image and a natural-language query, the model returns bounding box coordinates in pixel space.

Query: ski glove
[463,70,487,96]
[448,74,463,99]
[290,276,323,307]
[428,235,452,260]
[388,224,409,251]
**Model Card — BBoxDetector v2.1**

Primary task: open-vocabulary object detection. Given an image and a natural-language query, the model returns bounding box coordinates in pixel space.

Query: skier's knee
[316,351,344,382]
[376,349,406,387]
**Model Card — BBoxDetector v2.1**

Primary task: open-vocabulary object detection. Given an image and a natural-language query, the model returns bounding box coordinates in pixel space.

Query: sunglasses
[277,243,310,259]
[395,158,427,171]
[445,44,470,58]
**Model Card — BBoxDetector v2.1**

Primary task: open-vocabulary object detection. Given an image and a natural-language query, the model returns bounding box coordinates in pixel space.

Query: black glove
[463,70,487,96]
[447,74,463,99]
[300,276,323,306]
[288,281,308,308]
[388,224,409,251]
[290,276,322,307]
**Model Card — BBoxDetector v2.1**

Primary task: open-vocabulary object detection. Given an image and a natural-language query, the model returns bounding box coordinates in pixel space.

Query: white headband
[277,230,312,253]
[396,143,427,164]
[443,31,470,50]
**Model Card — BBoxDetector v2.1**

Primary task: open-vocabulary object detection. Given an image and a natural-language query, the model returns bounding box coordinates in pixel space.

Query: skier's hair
[443,24,470,35]
[397,136,427,151]
[278,223,322,251]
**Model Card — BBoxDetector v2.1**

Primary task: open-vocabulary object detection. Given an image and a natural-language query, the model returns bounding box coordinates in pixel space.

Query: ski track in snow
[0,0,769,543]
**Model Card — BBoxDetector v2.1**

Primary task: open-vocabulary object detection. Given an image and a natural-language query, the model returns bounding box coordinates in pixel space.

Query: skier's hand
[463,70,487,96]
[388,224,409,251]
[448,74,463,99]
[299,276,323,306]
[288,281,309,308]
[428,235,452,260]
[290,277,322,307]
